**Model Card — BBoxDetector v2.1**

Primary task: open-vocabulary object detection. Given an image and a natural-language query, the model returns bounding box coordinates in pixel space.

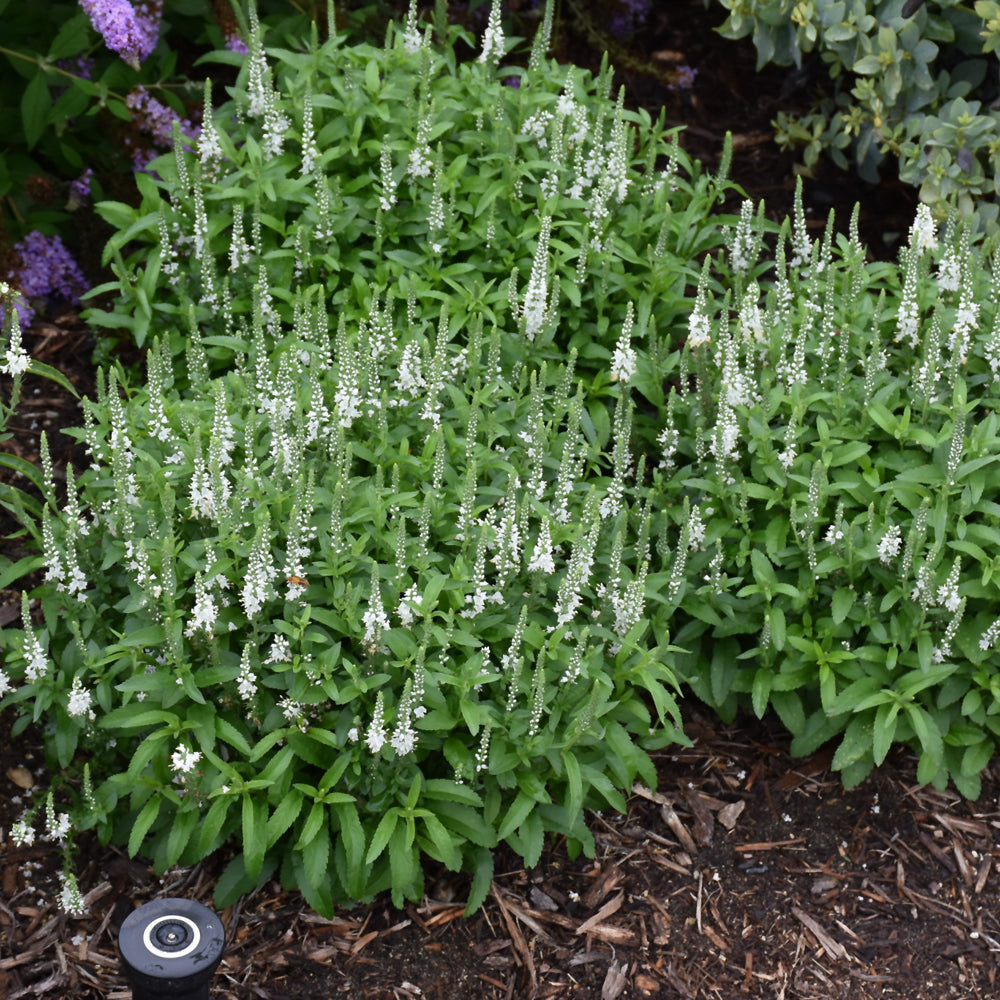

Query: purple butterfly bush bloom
[125,86,195,145]
[225,32,249,55]
[78,0,162,70]
[610,0,651,38]
[669,65,699,91]
[68,168,94,209]
[1,232,88,329]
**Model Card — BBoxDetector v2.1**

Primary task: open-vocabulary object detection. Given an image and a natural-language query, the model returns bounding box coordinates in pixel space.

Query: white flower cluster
[171,745,201,774]
[522,216,552,340]
[478,0,504,65]
[877,524,902,564]
[609,305,637,383]
[67,676,94,719]
[1,305,29,376]
[909,203,938,253]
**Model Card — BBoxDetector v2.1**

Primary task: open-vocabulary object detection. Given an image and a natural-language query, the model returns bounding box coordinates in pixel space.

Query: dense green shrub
[712,0,1000,228]
[0,0,728,913]
[6,0,1000,923]
[657,186,1000,798]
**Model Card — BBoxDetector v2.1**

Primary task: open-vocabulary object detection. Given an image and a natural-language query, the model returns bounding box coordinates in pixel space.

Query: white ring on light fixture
[142,914,201,959]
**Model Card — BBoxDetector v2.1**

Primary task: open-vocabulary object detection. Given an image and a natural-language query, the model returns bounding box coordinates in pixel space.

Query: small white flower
[877,525,902,564]
[58,872,87,916]
[170,745,201,774]
[66,677,93,719]
[366,692,388,754]
[265,635,292,664]
[478,0,504,64]
[610,340,637,383]
[11,816,35,846]
[909,203,937,253]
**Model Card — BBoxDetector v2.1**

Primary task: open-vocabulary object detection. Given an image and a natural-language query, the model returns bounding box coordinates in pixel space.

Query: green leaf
[27,360,78,397]
[266,790,304,848]
[464,846,494,916]
[872,702,899,766]
[831,588,855,625]
[243,795,268,880]
[334,801,368,898]
[518,808,545,868]
[295,801,326,851]
[904,703,943,765]
[198,795,234,857]
[365,808,399,864]
[21,73,51,150]
[562,750,583,826]
[388,823,422,908]
[420,813,462,870]
[100,706,178,731]
[300,826,333,915]
[497,791,536,841]
[129,795,162,858]
[832,715,873,774]
[164,807,199,868]
[751,669,772,719]
[0,554,44,590]
[750,548,777,589]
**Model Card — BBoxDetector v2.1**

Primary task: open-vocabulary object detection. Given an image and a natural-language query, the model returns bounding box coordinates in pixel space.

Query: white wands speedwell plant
[3,0,1000,918]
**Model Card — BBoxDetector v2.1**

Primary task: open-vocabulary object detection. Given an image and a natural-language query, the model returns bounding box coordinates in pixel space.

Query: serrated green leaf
[464,846,494,916]
[365,808,399,864]
[420,813,462,870]
[198,795,234,857]
[243,795,268,880]
[129,795,162,858]
[832,587,855,625]
[266,790,304,848]
[497,791,536,841]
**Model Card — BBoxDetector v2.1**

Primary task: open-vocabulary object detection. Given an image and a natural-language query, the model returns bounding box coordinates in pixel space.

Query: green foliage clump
[657,184,1000,798]
[713,0,1000,228]
[1,1,728,914]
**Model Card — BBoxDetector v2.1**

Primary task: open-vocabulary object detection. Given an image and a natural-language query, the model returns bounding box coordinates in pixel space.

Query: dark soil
[4,3,984,999]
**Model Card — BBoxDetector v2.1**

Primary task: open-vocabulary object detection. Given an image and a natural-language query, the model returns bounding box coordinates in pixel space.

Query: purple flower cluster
[225,32,249,55]
[669,65,699,91]
[125,86,199,169]
[609,0,651,39]
[78,0,162,70]
[56,55,95,80]
[68,168,94,209]
[1,232,88,328]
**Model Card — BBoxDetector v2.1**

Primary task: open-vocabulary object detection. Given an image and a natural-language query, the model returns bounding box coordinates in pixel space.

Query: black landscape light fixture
[118,897,226,1000]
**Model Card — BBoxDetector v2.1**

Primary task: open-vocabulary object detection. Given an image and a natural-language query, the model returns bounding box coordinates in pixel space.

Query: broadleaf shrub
[6,0,1000,920]
[1,0,718,913]
[712,0,1000,229]
[654,187,1000,799]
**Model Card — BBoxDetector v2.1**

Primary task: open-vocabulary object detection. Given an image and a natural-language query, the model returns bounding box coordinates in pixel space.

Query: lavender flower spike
[78,0,162,70]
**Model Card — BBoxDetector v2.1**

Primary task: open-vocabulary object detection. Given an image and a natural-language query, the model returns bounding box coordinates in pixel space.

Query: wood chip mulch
[3,707,1000,999]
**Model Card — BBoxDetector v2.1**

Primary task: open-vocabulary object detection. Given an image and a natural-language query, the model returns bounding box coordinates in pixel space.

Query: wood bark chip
[682,787,714,846]
[491,885,538,996]
[717,799,746,830]
[582,864,622,909]
[791,907,850,962]
[575,891,624,936]
[660,803,697,853]
[600,959,628,1000]
[734,836,806,851]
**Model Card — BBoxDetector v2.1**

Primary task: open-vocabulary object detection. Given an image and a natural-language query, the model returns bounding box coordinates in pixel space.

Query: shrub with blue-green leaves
[0,0,726,914]
[713,0,1000,229]
[653,184,1000,798]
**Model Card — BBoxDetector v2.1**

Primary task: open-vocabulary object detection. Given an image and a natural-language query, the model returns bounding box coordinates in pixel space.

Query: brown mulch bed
[3,707,1000,999]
